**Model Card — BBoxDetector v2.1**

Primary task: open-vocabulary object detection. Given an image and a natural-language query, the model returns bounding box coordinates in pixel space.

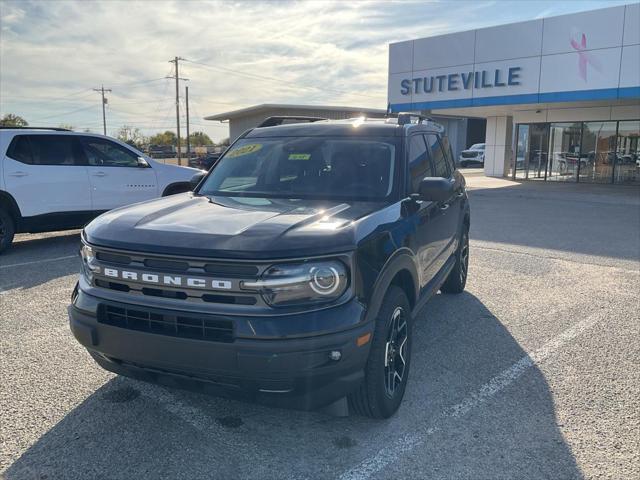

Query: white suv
[0,128,202,252]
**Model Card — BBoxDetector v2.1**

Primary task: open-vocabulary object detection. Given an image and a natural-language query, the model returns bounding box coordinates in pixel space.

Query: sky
[0,0,631,142]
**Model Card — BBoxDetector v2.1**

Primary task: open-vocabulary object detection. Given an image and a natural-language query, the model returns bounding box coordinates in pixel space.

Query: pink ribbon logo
[570,32,602,82]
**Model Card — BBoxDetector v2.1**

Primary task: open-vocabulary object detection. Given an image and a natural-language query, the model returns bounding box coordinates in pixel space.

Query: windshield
[198,136,399,201]
[470,143,485,150]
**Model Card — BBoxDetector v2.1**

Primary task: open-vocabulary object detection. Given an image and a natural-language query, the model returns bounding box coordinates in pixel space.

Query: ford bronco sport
[69,114,470,418]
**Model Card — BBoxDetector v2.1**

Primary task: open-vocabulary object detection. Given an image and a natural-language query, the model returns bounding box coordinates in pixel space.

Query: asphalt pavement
[1,174,639,479]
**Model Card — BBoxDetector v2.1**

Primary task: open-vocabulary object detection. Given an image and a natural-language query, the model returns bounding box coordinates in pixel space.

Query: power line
[182,58,379,99]
[28,104,98,122]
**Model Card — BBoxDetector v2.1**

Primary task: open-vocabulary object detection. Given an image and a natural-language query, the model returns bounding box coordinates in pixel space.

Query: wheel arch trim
[363,248,419,324]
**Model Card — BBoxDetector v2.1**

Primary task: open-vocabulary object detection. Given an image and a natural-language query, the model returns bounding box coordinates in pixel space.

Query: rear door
[3,134,92,217]
[425,134,460,263]
[79,136,159,210]
[404,133,449,288]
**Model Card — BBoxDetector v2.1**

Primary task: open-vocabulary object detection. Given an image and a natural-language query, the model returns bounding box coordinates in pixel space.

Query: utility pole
[168,56,188,165]
[185,85,191,158]
[93,85,111,135]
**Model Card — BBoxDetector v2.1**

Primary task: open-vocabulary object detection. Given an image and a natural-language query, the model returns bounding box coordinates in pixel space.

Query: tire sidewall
[366,286,413,418]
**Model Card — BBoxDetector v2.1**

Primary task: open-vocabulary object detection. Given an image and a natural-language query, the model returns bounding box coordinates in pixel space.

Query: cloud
[0,0,626,140]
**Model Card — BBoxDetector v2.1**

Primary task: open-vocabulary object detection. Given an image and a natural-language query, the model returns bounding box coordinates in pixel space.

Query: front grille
[98,304,234,343]
[461,151,481,158]
[90,247,266,307]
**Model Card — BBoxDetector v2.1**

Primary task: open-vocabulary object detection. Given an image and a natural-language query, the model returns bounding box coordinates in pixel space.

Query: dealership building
[388,3,640,184]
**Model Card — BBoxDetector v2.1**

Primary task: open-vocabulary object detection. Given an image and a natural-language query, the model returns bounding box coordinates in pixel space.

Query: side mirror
[190,172,206,191]
[417,177,454,202]
[137,157,150,168]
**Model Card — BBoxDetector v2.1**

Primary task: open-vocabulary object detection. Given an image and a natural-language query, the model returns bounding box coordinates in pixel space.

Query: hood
[84,194,387,259]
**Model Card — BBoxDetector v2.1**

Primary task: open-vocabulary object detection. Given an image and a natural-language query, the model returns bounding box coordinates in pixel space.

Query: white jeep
[0,127,202,252]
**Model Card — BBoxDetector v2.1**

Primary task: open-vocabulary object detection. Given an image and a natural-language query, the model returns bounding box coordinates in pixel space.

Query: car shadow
[466,181,640,263]
[0,231,81,292]
[3,292,582,480]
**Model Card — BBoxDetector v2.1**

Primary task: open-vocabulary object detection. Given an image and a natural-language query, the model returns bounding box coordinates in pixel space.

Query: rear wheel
[0,208,16,253]
[348,286,412,418]
[441,226,469,294]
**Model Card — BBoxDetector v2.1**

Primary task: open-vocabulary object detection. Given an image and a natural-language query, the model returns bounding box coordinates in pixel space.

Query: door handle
[8,171,28,177]
[93,171,106,177]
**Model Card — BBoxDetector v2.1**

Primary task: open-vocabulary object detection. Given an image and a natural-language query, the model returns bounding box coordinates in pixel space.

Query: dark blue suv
[69,114,470,418]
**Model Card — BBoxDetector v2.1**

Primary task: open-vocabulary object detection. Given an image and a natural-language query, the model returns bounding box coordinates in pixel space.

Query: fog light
[329,350,342,361]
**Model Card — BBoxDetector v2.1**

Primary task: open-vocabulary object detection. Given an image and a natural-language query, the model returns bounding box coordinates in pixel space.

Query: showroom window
[513,120,639,185]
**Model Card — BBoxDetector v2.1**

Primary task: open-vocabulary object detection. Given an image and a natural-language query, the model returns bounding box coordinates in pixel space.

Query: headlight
[80,244,99,282]
[242,260,349,307]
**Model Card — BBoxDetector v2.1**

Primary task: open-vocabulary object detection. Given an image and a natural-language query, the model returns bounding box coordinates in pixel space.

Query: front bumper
[69,287,373,410]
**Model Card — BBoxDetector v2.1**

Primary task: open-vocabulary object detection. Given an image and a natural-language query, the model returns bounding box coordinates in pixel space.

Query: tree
[149,130,177,146]
[0,113,28,127]
[218,137,230,147]
[116,125,147,148]
[188,131,213,146]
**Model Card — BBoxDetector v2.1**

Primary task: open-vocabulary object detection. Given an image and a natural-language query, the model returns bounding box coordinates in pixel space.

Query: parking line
[338,312,602,480]
[0,255,76,269]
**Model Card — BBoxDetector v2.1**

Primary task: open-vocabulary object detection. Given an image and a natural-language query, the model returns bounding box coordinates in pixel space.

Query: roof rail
[396,112,433,126]
[0,126,72,131]
[257,116,326,128]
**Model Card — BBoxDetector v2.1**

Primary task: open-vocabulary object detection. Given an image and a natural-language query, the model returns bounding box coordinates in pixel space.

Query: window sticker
[226,144,262,158]
[288,153,311,161]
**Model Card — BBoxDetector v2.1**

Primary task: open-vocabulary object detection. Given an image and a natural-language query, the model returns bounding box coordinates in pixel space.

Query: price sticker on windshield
[227,144,262,158]
[288,153,311,161]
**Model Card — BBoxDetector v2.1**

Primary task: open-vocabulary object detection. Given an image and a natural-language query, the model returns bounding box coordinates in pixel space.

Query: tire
[441,226,469,294]
[0,208,16,254]
[348,286,412,418]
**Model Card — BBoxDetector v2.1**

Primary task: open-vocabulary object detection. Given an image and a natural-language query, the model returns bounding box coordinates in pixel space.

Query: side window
[6,136,33,164]
[426,134,450,178]
[24,135,78,166]
[408,135,431,193]
[440,135,456,172]
[80,137,140,167]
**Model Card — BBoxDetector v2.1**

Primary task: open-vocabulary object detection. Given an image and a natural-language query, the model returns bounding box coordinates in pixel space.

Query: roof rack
[257,116,327,128]
[0,126,72,131]
[396,112,433,126]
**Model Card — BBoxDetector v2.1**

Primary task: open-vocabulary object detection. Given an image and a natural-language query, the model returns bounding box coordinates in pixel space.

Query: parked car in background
[0,127,203,252]
[458,143,485,167]
[147,144,174,159]
[188,152,221,170]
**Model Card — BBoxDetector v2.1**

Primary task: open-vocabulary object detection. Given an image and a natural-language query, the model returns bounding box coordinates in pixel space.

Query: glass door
[527,124,549,180]
[514,124,529,179]
[614,120,640,185]
[548,123,582,182]
[579,121,617,183]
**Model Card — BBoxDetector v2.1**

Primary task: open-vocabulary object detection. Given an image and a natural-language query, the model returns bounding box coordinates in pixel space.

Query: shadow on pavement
[4,292,581,480]
[467,181,640,263]
[0,232,81,291]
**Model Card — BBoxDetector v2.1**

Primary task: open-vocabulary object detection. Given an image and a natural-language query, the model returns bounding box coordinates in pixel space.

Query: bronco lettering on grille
[99,267,232,290]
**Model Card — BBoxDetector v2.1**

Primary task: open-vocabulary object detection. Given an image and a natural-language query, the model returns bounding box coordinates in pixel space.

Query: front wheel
[348,286,412,418]
[441,227,469,294]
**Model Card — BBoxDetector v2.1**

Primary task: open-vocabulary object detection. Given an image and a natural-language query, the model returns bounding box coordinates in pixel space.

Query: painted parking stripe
[0,254,76,269]
[338,312,602,480]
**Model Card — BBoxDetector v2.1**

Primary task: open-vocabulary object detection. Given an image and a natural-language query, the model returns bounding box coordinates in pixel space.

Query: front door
[79,136,158,210]
[3,134,92,217]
